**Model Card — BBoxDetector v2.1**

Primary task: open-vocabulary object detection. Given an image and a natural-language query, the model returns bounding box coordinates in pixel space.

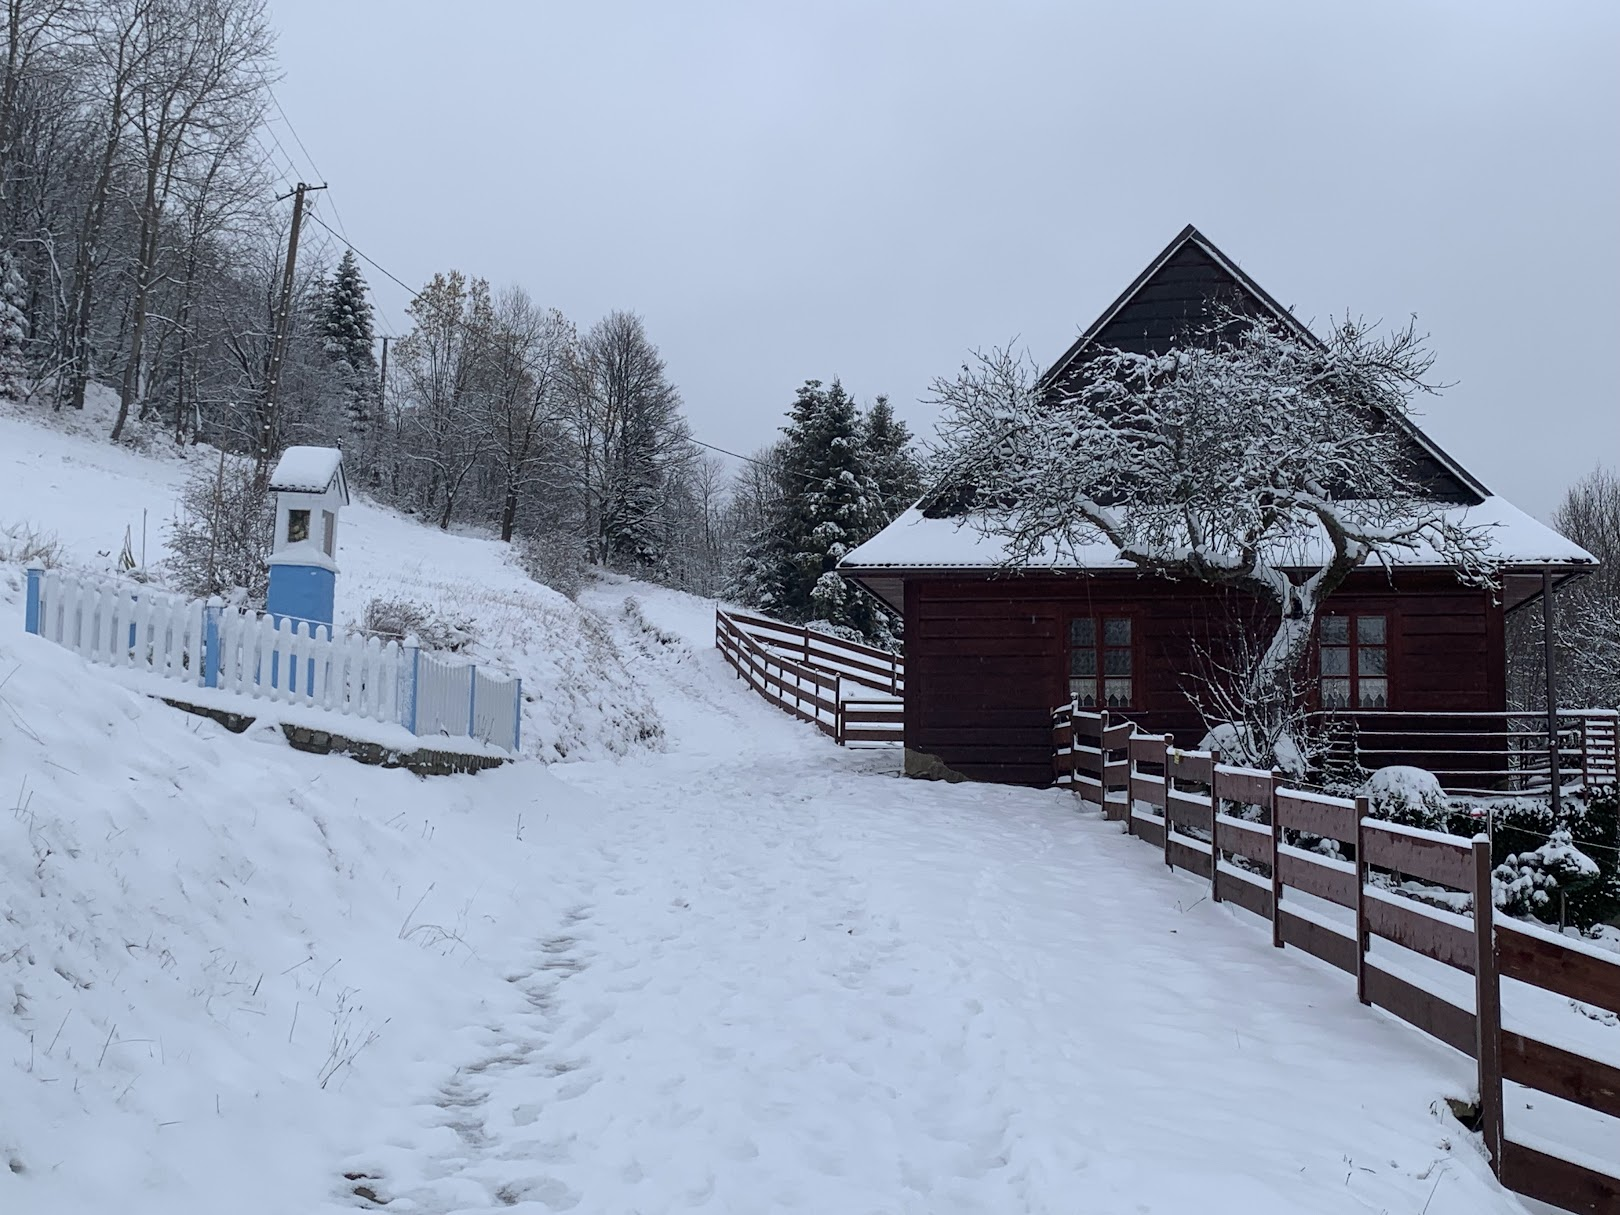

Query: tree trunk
[112,167,161,440]
[500,484,518,542]
[63,100,125,411]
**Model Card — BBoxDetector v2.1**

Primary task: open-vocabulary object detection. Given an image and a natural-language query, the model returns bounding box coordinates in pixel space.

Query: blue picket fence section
[23,565,522,753]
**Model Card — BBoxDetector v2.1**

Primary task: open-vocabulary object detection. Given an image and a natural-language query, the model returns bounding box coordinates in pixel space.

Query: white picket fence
[31,569,207,680]
[213,611,402,723]
[24,566,521,752]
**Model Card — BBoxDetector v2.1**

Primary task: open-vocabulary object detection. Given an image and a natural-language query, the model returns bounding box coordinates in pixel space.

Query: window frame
[1066,611,1140,712]
[1315,610,1393,711]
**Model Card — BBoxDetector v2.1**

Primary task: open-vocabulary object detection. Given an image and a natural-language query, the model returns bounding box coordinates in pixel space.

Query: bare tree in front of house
[1553,466,1620,710]
[927,314,1498,768]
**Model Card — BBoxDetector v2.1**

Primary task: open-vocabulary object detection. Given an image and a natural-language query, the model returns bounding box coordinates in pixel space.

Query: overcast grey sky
[267,0,1618,520]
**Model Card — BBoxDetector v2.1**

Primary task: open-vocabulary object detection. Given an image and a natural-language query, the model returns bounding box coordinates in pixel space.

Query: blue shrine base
[267,563,335,632]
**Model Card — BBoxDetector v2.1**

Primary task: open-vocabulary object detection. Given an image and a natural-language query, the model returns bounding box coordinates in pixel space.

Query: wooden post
[257,182,326,484]
[1209,750,1222,903]
[1270,771,1286,950]
[1354,795,1370,1005]
[1473,835,1503,1172]
[1162,735,1176,870]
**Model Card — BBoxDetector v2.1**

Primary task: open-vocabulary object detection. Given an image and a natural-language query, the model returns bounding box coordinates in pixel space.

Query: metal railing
[1305,708,1618,794]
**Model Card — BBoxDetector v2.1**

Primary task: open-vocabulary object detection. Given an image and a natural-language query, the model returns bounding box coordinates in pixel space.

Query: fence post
[1208,750,1222,903]
[24,564,43,635]
[1163,734,1175,871]
[203,598,223,689]
[512,677,522,752]
[1354,795,1370,1005]
[1472,835,1503,1173]
[1270,771,1286,950]
[468,664,478,739]
[401,635,420,735]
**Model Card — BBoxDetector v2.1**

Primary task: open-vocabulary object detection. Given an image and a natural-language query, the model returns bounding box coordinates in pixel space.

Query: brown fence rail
[1052,702,1620,1215]
[715,608,902,746]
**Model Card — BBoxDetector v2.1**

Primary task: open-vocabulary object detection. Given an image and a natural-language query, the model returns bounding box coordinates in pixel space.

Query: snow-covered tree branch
[928,315,1500,743]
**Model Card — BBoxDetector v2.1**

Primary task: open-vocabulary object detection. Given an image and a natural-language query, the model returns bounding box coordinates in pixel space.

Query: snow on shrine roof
[840,497,1596,574]
[268,446,349,502]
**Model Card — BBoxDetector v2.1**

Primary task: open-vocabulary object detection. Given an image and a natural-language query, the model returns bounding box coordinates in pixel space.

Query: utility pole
[378,334,388,408]
[257,181,326,484]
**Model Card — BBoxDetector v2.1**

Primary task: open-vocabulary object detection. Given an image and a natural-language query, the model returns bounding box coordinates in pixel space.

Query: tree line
[0,0,919,637]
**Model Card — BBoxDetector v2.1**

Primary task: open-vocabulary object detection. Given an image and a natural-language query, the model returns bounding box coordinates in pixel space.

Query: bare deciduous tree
[929,315,1497,759]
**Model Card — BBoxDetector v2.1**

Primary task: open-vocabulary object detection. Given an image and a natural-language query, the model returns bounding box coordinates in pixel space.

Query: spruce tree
[319,250,379,432]
[762,379,882,636]
[861,394,923,520]
[0,251,28,401]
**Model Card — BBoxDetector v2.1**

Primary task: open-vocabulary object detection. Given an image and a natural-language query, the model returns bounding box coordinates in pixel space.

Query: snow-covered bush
[164,454,273,601]
[1471,785,1620,931]
[1493,828,1601,922]
[1361,766,1451,831]
[361,595,478,653]
[515,531,590,601]
[1198,721,1305,778]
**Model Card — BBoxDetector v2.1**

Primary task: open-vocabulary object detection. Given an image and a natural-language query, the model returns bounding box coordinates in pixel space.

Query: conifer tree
[760,379,882,635]
[0,251,27,400]
[861,394,923,520]
[319,249,379,432]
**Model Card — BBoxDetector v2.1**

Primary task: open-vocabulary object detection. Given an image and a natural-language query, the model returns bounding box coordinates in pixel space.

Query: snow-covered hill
[0,399,1532,1214]
[0,391,660,763]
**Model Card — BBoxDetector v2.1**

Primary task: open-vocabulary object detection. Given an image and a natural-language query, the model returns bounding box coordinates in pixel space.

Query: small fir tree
[319,250,379,433]
[767,379,882,635]
[0,250,28,400]
[861,394,923,520]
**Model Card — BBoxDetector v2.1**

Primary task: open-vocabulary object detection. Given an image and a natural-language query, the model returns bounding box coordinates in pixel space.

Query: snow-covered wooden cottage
[838,225,1596,787]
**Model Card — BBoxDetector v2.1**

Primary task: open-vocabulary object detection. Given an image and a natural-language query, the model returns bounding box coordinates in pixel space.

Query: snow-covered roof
[840,498,1596,573]
[268,446,348,502]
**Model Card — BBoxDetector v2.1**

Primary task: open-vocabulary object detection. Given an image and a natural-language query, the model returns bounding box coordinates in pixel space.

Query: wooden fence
[714,608,903,746]
[1053,703,1620,1215]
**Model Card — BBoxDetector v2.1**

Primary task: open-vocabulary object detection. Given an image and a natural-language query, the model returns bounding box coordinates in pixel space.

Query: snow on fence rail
[1052,702,1620,1215]
[23,565,521,752]
[714,607,902,746]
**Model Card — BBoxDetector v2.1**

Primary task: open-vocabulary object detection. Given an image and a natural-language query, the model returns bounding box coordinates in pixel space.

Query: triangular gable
[1035,224,1488,505]
[1038,224,1314,393]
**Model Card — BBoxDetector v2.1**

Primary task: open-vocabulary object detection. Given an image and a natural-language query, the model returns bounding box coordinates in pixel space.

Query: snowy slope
[0,399,1541,1214]
[0,395,660,763]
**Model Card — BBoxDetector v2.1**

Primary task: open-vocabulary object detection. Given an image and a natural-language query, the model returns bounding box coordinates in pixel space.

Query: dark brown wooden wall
[904,571,1504,786]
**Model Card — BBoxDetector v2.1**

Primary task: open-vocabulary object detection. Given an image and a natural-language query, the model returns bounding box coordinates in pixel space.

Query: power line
[304,208,783,473]
[254,67,351,243]
[304,211,419,303]
[302,211,411,337]
[692,437,771,468]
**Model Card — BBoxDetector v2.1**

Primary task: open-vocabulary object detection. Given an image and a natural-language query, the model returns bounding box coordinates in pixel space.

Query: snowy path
[327,588,1516,1215]
[0,403,1524,1213]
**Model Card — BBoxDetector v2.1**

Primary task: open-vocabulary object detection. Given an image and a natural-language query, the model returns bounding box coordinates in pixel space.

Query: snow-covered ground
[0,399,1542,1213]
